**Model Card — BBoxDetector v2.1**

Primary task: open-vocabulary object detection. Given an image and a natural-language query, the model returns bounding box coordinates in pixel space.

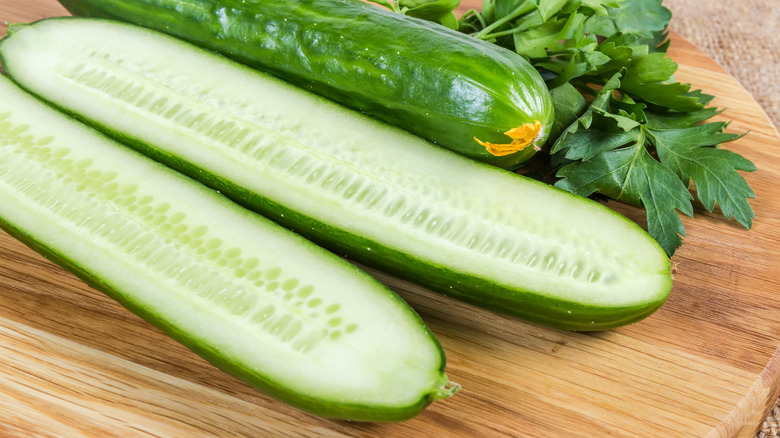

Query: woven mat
[662,1,780,436]
[664,0,780,130]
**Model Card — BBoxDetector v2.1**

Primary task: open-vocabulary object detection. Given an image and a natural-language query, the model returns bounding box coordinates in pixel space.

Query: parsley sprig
[373,0,756,256]
[550,71,754,254]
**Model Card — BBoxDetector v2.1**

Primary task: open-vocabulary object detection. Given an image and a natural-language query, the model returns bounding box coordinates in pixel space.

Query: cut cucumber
[0,73,454,422]
[0,18,673,331]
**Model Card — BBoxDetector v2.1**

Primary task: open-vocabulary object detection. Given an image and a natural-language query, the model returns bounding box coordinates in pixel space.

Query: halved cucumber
[0,73,454,422]
[0,18,673,331]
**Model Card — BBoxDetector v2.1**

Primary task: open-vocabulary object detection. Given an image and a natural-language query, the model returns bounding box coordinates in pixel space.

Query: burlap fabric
[662,1,779,436]
[664,0,779,130]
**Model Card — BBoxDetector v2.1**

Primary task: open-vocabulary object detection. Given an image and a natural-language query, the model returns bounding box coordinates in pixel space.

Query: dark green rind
[0,81,448,421]
[57,0,554,169]
[37,96,669,332]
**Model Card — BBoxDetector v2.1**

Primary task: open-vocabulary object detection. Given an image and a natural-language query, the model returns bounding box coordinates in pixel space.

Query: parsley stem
[460,9,487,30]
[478,26,528,40]
[473,0,536,40]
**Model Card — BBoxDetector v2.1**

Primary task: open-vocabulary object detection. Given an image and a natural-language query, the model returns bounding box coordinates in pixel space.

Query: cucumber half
[0,73,455,422]
[0,18,673,331]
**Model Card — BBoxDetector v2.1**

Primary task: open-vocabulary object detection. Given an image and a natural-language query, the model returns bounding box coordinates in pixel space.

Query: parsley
[457,0,755,256]
[550,71,754,254]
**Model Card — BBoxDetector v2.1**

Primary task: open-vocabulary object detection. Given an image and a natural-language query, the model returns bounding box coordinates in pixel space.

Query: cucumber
[0,18,673,331]
[0,73,456,422]
[56,0,554,169]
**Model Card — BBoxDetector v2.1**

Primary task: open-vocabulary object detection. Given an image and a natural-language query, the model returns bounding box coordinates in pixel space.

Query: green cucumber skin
[0,78,449,422]
[57,0,554,169]
[47,100,667,332]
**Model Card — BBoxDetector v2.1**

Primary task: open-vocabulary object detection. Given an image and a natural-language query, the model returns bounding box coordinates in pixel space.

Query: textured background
[664,0,779,130]
[662,1,780,436]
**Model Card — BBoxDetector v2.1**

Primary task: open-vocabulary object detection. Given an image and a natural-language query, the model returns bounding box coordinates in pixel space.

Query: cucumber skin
[0,79,447,421]
[56,0,554,169]
[43,97,669,332]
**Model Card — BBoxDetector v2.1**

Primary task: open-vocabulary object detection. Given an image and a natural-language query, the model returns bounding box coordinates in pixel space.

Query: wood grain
[1,1,779,437]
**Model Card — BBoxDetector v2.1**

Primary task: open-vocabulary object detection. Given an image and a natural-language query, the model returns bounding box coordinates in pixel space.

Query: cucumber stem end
[433,379,461,400]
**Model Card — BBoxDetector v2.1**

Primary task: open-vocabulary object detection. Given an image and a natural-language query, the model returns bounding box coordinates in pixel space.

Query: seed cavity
[50,49,636,315]
[0,116,360,355]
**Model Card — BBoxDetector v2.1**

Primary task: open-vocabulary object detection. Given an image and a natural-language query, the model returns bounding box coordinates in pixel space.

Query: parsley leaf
[548,82,587,141]
[555,141,694,254]
[552,75,693,254]
[603,0,670,40]
[399,0,461,28]
[648,122,755,228]
[552,72,754,256]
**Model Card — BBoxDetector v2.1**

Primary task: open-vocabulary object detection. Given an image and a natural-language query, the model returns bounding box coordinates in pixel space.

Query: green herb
[550,71,754,254]
[455,0,755,256]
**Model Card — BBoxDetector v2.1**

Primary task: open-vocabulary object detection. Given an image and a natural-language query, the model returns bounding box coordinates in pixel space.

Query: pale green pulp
[0,73,449,419]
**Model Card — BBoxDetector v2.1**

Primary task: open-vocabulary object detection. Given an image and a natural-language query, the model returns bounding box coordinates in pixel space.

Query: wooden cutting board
[1,1,779,437]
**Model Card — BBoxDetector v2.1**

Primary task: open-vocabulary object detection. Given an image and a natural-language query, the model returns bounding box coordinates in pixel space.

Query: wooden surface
[1,1,779,437]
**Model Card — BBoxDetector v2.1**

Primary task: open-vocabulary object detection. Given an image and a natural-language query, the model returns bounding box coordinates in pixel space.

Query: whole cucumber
[57,0,554,169]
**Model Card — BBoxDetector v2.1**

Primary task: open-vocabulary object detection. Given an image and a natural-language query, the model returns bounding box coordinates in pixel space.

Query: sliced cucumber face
[0,73,453,421]
[0,18,673,331]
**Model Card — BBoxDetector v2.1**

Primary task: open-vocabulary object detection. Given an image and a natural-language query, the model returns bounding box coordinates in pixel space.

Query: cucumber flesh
[0,73,454,422]
[0,18,673,330]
